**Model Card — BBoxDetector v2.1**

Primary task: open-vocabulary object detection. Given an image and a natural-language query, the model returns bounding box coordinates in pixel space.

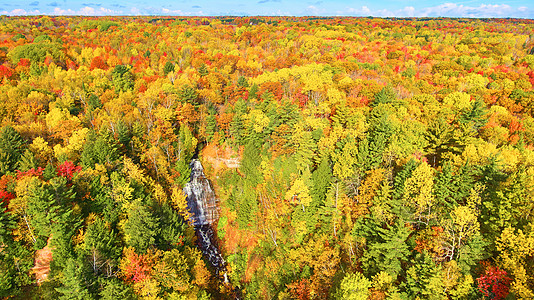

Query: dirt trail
[32,238,52,285]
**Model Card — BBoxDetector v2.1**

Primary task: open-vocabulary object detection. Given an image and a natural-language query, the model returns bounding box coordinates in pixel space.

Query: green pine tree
[123,199,158,253]
[111,65,134,93]
[99,278,135,300]
[0,125,24,175]
[84,217,121,275]
[355,219,411,278]
[402,251,444,299]
[18,149,37,171]
[55,258,95,300]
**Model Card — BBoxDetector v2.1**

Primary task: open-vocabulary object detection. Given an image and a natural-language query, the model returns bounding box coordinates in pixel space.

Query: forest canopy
[0,15,534,300]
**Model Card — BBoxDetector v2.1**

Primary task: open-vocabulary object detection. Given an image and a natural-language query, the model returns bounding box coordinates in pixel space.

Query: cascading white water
[183,159,240,298]
[183,159,226,271]
[183,160,212,226]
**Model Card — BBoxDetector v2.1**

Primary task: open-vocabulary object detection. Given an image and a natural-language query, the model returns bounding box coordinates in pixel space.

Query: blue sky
[1,0,533,18]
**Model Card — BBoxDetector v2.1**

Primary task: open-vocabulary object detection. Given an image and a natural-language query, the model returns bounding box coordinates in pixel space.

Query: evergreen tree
[311,158,332,205]
[372,85,397,107]
[123,199,158,253]
[47,177,79,268]
[249,83,258,99]
[116,120,132,150]
[240,141,262,186]
[0,241,33,298]
[111,65,134,93]
[0,260,13,298]
[99,278,135,300]
[355,219,411,278]
[235,183,258,229]
[163,61,175,75]
[80,130,119,168]
[87,94,103,110]
[0,125,24,175]
[204,114,217,142]
[361,104,396,170]
[55,258,95,300]
[391,159,419,218]
[229,99,248,144]
[402,252,444,299]
[292,129,316,172]
[434,161,475,213]
[0,206,14,246]
[26,178,57,248]
[89,176,119,225]
[84,217,121,275]
[178,125,197,161]
[237,76,249,88]
[424,117,453,165]
[178,84,199,105]
[457,98,488,132]
[153,202,187,250]
[43,162,56,181]
[198,63,208,77]
[18,149,37,171]
[0,206,16,298]
[478,158,508,241]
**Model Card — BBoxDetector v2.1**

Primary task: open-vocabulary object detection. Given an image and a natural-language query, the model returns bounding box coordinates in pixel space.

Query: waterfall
[183,160,219,226]
[183,159,241,298]
[183,160,228,275]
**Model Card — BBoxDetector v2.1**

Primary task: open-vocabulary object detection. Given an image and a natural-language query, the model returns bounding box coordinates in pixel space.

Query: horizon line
[2,14,533,20]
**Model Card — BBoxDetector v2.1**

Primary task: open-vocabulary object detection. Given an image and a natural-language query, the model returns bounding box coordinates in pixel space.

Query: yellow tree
[403,161,435,226]
[442,205,480,261]
[441,260,474,299]
[496,225,534,298]
[285,172,313,212]
[170,187,192,222]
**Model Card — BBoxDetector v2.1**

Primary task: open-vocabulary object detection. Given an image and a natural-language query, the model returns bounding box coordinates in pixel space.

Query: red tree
[16,167,44,180]
[90,56,109,70]
[0,190,14,208]
[120,247,153,283]
[0,65,13,79]
[57,161,82,180]
[477,266,512,300]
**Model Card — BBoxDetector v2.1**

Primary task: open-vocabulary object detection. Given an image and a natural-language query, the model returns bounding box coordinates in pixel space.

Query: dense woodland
[0,15,534,299]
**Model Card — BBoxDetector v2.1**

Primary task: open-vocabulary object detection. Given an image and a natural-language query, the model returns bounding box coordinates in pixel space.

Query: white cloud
[2,8,41,15]
[274,10,290,16]
[420,3,515,17]
[3,5,120,16]
[61,6,118,15]
[161,8,189,15]
[130,7,142,15]
[79,7,96,15]
[53,7,75,15]
[345,6,371,15]
[306,5,319,14]
[400,6,416,17]
[342,3,532,18]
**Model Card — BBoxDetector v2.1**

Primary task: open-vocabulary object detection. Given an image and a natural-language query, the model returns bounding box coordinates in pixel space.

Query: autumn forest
[1,15,534,300]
